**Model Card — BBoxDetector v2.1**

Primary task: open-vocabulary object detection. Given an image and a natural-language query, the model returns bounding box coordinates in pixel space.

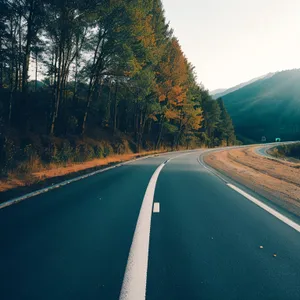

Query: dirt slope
[204,147,300,217]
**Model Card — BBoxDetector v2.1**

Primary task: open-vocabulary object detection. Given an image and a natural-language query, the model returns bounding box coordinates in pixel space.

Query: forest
[0,0,236,177]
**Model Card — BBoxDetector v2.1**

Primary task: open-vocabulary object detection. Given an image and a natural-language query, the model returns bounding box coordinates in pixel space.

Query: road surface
[255,144,275,159]
[1,149,300,299]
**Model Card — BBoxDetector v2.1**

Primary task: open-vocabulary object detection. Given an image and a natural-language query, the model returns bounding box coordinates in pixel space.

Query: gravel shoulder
[204,146,300,217]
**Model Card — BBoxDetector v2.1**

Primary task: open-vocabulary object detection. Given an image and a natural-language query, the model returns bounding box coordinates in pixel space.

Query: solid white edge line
[227,183,300,233]
[0,153,161,210]
[1,149,195,210]
[153,202,160,213]
[119,163,165,300]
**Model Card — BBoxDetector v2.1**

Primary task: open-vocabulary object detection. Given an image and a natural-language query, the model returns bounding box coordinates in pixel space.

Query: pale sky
[162,0,300,91]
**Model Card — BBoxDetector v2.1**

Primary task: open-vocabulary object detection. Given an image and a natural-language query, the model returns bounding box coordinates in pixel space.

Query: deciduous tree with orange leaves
[0,0,236,175]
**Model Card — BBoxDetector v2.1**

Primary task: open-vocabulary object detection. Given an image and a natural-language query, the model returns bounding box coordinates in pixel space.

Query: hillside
[0,0,236,185]
[222,69,300,143]
[212,73,274,99]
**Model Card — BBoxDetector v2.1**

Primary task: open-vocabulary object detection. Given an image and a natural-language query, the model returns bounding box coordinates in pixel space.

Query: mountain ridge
[211,72,275,99]
[221,69,300,143]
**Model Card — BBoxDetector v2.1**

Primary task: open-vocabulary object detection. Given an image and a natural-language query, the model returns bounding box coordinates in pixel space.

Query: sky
[162,0,300,91]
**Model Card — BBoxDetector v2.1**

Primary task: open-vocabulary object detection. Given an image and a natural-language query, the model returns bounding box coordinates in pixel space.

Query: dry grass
[0,150,164,193]
[204,146,300,217]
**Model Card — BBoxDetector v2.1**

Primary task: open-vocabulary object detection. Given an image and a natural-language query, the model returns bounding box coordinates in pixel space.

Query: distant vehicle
[275,138,281,142]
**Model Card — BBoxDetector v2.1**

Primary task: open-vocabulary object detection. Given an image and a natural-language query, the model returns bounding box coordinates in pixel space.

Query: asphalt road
[1,150,300,299]
[255,145,274,158]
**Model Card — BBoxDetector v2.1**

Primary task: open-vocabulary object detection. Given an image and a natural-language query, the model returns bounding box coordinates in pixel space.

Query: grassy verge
[204,147,300,218]
[0,150,166,203]
[269,143,300,161]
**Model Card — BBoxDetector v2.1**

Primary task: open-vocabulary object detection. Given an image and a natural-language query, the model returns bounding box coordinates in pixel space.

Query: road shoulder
[203,146,300,218]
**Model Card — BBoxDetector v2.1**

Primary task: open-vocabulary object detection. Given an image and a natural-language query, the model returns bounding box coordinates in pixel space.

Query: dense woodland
[0,0,236,176]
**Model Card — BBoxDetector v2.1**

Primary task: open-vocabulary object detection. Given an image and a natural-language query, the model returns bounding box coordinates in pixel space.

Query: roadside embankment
[0,150,164,201]
[204,146,300,217]
[268,143,300,162]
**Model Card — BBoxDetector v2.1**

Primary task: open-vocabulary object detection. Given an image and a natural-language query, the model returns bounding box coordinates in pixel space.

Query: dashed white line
[227,183,300,233]
[153,202,160,213]
[119,152,192,300]
[119,162,165,300]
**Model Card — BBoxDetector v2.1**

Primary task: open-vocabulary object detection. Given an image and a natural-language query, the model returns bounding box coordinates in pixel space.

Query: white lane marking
[0,164,117,210]
[0,153,165,210]
[197,155,228,184]
[119,163,165,300]
[227,183,300,233]
[153,202,160,213]
[1,150,195,210]
[119,151,193,300]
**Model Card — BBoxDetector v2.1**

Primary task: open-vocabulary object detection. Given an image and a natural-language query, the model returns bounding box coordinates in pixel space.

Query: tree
[201,92,221,147]
[21,0,45,93]
[216,98,235,146]
[0,0,237,176]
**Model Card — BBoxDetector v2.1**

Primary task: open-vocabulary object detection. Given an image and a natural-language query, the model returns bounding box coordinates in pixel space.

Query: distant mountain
[210,88,227,96]
[212,73,275,99]
[222,69,300,143]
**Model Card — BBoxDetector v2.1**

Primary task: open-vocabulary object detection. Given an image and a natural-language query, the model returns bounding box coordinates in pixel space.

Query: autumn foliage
[0,0,236,176]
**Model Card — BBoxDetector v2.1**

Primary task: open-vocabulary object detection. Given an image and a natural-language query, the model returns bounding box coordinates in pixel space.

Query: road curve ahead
[1,150,300,299]
[255,141,299,161]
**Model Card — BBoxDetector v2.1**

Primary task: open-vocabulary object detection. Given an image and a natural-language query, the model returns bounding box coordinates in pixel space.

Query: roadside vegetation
[0,0,236,188]
[270,143,300,160]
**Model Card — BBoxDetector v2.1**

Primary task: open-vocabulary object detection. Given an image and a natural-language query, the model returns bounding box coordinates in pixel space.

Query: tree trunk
[81,75,96,135]
[155,115,164,150]
[8,18,15,126]
[22,0,35,94]
[8,90,13,126]
[81,90,92,135]
[106,80,112,125]
[14,53,19,92]
[53,48,58,87]
[0,36,2,89]
[81,30,103,134]
[18,14,22,91]
[73,54,78,101]
[138,111,147,152]
[50,44,63,135]
[175,122,184,150]
[134,101,139,142]
[147,119,152,134]
[113,83,118,134]
[137,110,143,152]
[35,51,38,92]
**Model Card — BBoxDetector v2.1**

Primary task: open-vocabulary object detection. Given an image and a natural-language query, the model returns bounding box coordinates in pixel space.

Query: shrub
[103,145,111,158]
[74,144,95,162]
[93,145,103,158]
[2,137,19,172]
[42,141,58,163]
[59,141,74,163]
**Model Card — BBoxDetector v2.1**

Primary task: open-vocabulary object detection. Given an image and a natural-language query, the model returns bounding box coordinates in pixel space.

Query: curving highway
[1,148,300,299]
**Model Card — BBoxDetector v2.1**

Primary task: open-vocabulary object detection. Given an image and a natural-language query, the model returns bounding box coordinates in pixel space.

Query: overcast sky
[162,0,300,91]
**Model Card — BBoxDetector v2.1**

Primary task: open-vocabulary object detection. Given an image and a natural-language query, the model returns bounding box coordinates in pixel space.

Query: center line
[119,162,165,300]
[153,202,160,213]
[119,152,193,300]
